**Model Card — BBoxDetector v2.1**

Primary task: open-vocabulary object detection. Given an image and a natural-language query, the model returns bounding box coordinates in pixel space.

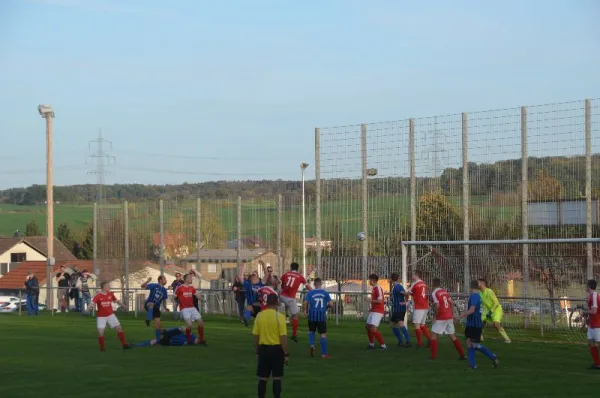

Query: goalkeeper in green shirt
[478,279,511,343]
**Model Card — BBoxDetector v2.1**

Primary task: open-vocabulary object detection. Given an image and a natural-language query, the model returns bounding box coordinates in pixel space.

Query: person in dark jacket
[232,272,249,324]
[170,273,184,320]
[56,265,71,312]
[24,271,40,316]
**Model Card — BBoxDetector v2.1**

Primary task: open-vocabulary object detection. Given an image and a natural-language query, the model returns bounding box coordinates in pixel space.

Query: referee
[252,293,289,398]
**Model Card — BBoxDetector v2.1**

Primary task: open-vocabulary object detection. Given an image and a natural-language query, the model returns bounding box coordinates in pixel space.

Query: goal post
[400,238,599,343]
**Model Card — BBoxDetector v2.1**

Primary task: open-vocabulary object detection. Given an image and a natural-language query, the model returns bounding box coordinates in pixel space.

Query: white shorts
[280,295,298,315]
[366,312,384,327]
[587,328,600,342]
[432,319,455,335]
[97,314,120,330]
[181,307,202,323]
[412,309,428,324]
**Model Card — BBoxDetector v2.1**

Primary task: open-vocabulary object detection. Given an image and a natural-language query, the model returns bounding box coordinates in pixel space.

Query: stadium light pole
[38,104,55,311]
[301,162,309,279]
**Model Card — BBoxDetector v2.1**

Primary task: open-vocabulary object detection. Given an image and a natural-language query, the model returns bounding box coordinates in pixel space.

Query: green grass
[0,314,595,397]
[0,203,93,236]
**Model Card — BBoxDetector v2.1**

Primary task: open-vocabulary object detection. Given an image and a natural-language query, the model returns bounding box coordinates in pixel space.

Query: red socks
[421,325,431,341]
[415,328,423,346]
[98,336,105,352]
[185,328,192,343]
[373,330,385,346]
[117,331,127,347]
[292,319,299,337]
[367,329,374,344]
[430,339,439,359]
[590,346,600,365]
[198,325,204,341]
[452,339,465,357]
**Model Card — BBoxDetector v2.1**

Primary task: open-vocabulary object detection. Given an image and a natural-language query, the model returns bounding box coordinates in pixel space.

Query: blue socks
[320,337,328,355]
[244,309,252,322]
[468,347,476,368]
[146,308,153,321]
[392,327,402,343]
[155,329,161,341]
[135,340,152,347]
[401,327,411,344]
[475,344,496,360]
[308,331,316,347]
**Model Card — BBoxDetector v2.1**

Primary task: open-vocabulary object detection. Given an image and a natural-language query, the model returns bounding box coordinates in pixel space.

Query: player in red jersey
[429,278,465,361]
[91,281,132,351]
[406,270,431,348]
[258,276,279,311]
[174,273,207,345]
[365,274,387,350]
[584,279,600,370]
[280,262,312,342]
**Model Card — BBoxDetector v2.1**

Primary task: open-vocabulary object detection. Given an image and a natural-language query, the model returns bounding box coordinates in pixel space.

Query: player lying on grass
[174,273,207,345]
[134,327,202,347]
[91,281,133,351]
[406,270,431,348]
[389,273,411,347]
[141,276,169,343]
[583,279,600,370]
[478,279,511,343]
[429,278,465,361]
[303,278,332,358]
[365,274,387,350]
[455,280,499,370]
[280,262,311,342]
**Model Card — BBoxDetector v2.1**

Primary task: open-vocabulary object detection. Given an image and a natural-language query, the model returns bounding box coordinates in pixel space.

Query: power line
[87,130,115,203]
[113,149,289,161]
[113,165,296,177]
[0,164,88,175]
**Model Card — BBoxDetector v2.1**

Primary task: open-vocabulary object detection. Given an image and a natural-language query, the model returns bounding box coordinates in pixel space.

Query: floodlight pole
[39,105,55,311]
[301,163,309,279]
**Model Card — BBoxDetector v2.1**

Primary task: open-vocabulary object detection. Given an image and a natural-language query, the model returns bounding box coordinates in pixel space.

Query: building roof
[0,260,93,289]
[184,249,274,262]
[0,236,77,261]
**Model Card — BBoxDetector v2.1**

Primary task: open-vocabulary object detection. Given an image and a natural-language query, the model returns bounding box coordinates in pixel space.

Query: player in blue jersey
[455,280,499,370]
[240,265,264,326]
[134,327,201,347]
[389,273,411,347]
[141,276,169,342]
[303,278,332,358]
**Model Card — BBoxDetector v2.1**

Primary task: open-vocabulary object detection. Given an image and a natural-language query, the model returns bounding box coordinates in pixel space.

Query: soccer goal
[400,238,600,343]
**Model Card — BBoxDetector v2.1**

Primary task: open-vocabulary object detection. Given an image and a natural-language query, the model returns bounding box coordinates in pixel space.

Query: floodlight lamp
[38,104,55,118]
[300,162,309,170]
[367,168,378,177]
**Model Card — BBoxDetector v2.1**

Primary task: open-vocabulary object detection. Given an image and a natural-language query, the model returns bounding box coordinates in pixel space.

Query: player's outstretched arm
[141,277,152,289]
[456,305,476,320]
[489,290,500,312]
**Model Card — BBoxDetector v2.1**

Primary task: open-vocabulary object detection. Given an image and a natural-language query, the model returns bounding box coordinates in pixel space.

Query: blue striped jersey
[465,292,484,328]
[243,280,264,305]
[390,283,407,313]
[170,333,197,346]
[305,289,331,322]
[145,283,168,306]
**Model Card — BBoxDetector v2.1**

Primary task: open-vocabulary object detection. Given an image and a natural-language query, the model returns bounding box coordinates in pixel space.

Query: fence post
[315,127,322,278]
[18,289,22,316]
[277,194,283,276]
[585,99,593,280]
[159,199,165,276]
[237,196,242,275]
[196,198,202,273]
[361,123,368,293]
[93,203,98,275]
[124,201,129,308]
[409,119,417,265]
[539,298,544,337]
[462,112,470,293]
[521,106,530,327]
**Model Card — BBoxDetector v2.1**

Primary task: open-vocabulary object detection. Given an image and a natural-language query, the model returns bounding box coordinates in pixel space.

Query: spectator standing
[56,266,71,312]
[233,272,249,324]
[70,266,82,312]
[171,272,184,320]
[77,270,94,314]
[24,271,40,316]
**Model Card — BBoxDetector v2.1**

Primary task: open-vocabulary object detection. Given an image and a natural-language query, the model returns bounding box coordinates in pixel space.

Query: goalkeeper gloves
[486,311,493,321]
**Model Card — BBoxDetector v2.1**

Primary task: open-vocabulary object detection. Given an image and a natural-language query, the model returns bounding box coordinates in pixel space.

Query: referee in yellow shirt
[253,293,289,398]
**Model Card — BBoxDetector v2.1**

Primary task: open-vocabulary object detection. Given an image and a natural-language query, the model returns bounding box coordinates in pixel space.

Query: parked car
[0,301,47,313]
[0,296,21,306]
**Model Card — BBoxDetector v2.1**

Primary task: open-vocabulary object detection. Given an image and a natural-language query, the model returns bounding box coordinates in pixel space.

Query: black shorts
[257,345,285,378]
[465,327,482,343]
[390,311,406,323]
[252,305,262,317]
[308,321,327,334]
[144,302,161,319]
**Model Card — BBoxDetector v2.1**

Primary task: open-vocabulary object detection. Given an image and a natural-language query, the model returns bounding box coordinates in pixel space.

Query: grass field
[0,314,595,398]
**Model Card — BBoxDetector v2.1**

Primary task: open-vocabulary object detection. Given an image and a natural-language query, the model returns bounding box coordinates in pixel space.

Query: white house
[0,236,77,277]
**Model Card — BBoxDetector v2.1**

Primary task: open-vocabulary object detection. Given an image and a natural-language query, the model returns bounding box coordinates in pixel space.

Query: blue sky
[0,0,598,189]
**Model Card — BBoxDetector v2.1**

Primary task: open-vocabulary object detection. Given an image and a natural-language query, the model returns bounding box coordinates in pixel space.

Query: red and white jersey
[588,290,600,328]
[411,280,429,310]
[370,285,385,314]
[92,291,117,317]
[175,285,197,310]
[258,286,277,310]
[431,287,453,320]
[280,271,307,298]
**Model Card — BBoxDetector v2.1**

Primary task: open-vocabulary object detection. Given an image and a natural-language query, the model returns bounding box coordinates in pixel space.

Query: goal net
[401,238,599,344]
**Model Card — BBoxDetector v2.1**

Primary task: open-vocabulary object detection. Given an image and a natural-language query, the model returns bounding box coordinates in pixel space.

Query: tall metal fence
[92,98,599,301]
